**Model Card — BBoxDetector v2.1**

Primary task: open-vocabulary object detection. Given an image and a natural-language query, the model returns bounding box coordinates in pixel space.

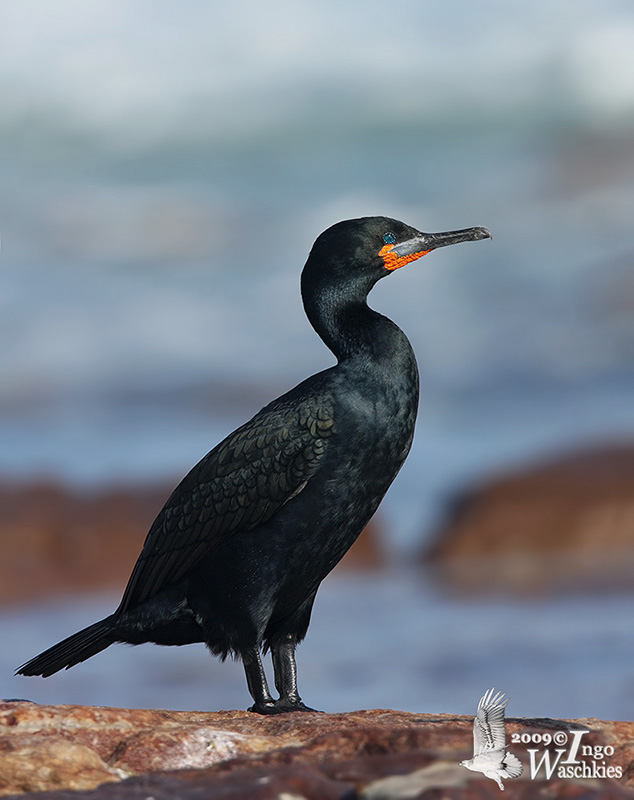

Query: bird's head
[302,216,491,300]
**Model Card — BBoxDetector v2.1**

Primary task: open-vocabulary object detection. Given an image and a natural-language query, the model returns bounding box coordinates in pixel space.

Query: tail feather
[502,752,523,779]
[16,616,116,678]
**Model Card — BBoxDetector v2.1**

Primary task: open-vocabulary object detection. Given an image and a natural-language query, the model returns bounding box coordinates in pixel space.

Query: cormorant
[17,216,490,713]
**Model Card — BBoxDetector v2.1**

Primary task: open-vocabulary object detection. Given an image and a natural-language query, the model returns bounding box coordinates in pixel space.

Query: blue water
[5,572,634,721]
[2,1,634,720]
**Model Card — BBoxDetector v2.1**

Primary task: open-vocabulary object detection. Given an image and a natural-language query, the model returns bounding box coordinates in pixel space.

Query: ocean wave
[1,0,634,149]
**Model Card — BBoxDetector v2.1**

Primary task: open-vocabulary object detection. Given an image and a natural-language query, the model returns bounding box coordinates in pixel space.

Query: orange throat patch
[378,243,431,271]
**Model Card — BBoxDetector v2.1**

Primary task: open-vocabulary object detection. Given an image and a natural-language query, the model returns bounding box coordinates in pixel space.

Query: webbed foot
[248,698,320,714]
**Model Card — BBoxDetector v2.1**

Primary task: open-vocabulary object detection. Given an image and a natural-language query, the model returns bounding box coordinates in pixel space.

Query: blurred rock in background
[0,478,383,606]
[425,444,634,595]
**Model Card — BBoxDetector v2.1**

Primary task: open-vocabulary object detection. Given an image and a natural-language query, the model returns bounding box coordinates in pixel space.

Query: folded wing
[118,393,335,612]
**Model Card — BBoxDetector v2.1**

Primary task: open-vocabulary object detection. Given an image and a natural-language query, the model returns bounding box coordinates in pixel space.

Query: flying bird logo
[460,688,523,791]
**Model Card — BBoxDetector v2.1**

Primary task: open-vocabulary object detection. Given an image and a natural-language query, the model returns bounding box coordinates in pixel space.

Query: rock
[1,702,634,798]
[424,445,634,595]
[0,478,383,605]
[0,738,125,796]
[0,480,168,605]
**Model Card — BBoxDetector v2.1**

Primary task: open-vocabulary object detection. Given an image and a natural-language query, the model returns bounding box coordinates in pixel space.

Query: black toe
[248,698,320,715]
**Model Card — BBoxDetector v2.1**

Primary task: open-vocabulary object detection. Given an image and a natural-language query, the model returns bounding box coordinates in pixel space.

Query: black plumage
[17,216,490,713]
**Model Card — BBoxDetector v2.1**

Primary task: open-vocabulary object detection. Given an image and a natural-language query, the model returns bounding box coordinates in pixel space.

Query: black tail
[16,616,117,678]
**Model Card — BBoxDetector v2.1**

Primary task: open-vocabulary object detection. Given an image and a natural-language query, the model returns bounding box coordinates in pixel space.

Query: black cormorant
[17,216,491,713]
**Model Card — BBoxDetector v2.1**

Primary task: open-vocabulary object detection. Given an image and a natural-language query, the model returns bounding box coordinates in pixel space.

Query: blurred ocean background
[2,0,634,720]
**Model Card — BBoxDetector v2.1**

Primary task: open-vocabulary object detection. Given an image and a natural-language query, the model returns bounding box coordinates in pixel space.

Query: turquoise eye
[382,232,396,245]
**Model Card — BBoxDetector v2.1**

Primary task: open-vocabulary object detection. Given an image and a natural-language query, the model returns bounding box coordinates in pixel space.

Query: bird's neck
[304,284,414,367]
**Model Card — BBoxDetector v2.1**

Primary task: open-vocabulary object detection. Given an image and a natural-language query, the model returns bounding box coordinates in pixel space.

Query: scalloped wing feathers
[119,395,335,611]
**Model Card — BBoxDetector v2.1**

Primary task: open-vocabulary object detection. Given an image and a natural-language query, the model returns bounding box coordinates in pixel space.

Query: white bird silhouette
[460,688,523,790]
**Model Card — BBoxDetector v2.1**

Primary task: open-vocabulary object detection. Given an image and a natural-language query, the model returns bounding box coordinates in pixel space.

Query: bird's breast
[331,358,419,486]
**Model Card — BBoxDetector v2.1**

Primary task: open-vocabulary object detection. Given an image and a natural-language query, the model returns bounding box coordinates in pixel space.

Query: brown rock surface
[0,478,383,605]
[424,445,634,594]
[1,702,633,799]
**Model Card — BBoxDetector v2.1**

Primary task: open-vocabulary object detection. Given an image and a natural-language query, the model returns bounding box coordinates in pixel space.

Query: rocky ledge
[1,702,634,799]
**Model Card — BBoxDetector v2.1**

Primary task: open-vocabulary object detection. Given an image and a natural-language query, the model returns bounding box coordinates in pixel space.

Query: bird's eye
[382,232,396,245]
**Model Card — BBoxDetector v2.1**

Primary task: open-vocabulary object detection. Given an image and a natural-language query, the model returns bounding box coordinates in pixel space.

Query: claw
[248,698,320,715]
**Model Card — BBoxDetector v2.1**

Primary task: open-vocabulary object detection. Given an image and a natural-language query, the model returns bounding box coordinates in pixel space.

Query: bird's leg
[243,647,276,714]
[272,635,300,703]
[270,634,317,712]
